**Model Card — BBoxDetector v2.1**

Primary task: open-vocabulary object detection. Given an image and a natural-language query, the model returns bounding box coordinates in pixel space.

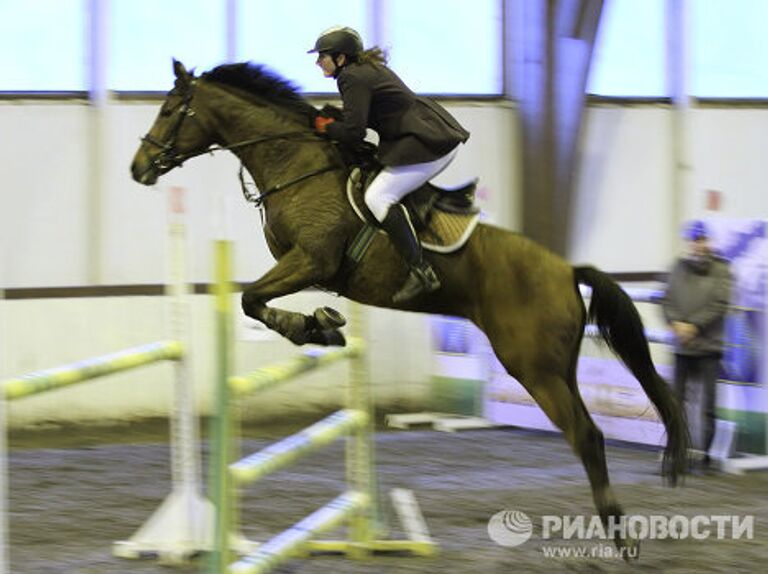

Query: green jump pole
[208,239,235,574]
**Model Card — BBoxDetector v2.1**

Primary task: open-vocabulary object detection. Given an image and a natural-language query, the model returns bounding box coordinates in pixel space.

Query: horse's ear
[172,59,191,83]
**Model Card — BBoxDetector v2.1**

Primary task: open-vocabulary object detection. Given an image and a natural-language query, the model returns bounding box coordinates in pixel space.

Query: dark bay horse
[131,60,688,555]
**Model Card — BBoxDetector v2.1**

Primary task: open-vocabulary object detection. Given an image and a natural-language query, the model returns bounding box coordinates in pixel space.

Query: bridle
[139,83,198,174]
[139,79,341,207]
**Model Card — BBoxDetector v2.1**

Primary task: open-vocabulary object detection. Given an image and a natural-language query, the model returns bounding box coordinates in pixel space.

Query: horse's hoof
[324,329,346,347]
[314,307,347,329]
[306,329,346,347]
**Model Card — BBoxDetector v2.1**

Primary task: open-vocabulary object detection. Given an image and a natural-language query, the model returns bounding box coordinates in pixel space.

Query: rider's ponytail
[356,46,388,67]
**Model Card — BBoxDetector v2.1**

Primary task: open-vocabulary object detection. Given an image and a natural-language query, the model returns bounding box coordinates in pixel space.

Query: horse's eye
[160,105,173,117]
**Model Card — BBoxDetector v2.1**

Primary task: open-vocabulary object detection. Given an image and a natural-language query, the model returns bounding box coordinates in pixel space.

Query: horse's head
[131,60,213,185]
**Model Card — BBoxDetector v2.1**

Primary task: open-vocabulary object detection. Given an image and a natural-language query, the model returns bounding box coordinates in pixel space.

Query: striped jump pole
[229,492,367,574]
[228,342,365,397]
[223,338,437,573]
[579,285,664,304]
[206,241,436,573]
[1,341,183,401]
[583,324,677,346]
[229,409,369,486]
[0,339,183,572]
[581,285,676,344]
[219,343,376,574]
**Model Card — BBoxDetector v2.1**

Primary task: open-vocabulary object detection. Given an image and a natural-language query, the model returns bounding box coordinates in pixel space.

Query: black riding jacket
[324,62,469,166]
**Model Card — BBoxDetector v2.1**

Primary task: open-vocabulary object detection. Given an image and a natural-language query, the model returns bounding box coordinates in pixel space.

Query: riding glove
[314,116,335,134]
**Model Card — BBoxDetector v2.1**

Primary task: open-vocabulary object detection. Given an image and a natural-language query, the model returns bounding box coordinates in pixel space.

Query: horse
[131,60,688,556]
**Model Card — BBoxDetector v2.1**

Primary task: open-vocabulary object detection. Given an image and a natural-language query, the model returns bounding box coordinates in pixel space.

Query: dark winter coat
[661,254,732,356]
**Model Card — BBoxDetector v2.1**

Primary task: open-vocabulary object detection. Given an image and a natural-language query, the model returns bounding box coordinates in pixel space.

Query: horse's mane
[202,62,316,123]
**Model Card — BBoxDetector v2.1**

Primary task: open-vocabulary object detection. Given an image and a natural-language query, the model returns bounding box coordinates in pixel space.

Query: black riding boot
[380,205,441,303]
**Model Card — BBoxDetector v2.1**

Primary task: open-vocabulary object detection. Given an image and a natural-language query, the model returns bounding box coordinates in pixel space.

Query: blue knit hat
[683,220,709,241]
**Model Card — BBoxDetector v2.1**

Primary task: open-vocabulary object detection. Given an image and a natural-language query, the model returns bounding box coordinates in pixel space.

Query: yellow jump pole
[229,409,368,486]
[208,238,236,574]
[230,491,367,574]
[228,344,363,397]
[1,341,183,401]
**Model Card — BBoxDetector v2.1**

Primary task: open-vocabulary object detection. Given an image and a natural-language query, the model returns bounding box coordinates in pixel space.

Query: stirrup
[392,264,441,304]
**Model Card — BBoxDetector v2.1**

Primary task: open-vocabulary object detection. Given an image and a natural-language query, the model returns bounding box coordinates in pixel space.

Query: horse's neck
[201,83,314,191]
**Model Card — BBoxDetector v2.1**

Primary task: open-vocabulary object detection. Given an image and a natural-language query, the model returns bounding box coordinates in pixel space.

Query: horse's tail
[573,265,689,485]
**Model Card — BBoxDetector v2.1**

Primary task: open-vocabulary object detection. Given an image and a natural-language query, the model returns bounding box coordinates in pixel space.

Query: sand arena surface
[7,426,768,573]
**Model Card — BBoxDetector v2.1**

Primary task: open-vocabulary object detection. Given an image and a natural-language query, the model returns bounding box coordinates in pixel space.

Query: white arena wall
[0,293,434,428]
[1,98,767,428]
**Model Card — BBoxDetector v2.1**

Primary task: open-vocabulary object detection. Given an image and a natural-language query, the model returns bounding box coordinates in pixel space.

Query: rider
[309,26,470,304]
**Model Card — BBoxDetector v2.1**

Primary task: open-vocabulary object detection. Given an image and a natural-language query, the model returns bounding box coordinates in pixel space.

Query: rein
[172,131,342,208]
[141,82,342,206]
[238,162,338,207]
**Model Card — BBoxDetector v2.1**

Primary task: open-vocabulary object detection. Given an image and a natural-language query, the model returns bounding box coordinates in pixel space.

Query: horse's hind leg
[522,368,638,558]
[241,246,346,346]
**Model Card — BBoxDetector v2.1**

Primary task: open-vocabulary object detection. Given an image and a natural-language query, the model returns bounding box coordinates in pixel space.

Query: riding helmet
[308,26,363,57]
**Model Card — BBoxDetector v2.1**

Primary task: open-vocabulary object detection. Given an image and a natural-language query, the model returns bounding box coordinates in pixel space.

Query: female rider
[309,26,470,303]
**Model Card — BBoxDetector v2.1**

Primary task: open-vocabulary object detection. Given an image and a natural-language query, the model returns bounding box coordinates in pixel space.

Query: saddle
[340,142,481,255]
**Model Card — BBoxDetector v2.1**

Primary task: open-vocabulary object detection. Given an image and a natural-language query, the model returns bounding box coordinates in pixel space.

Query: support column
[517,0,603,256]
[86,0,109,283]
[225,0,238,61]
[666,0,692,251]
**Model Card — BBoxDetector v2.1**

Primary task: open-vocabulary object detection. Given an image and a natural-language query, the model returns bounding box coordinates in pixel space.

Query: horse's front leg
[241,247,346,346]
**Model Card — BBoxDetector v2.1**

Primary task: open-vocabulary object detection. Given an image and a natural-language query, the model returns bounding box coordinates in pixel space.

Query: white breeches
[364,147,459,222]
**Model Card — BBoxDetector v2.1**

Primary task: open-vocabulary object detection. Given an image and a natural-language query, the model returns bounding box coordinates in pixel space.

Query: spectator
[661,220,732,469]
